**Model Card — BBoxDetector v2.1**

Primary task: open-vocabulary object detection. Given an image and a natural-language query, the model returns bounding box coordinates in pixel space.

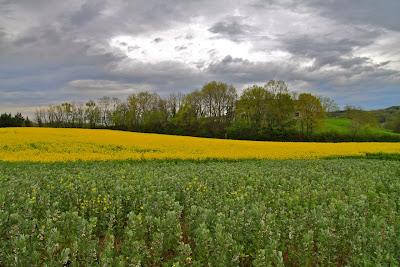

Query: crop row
[0,159,399,266]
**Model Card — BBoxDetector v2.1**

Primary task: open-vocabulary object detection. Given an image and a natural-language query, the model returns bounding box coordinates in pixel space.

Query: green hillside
[316,118,400,136]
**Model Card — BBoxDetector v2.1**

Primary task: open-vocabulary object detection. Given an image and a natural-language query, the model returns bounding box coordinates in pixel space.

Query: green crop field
[1,159,399,266]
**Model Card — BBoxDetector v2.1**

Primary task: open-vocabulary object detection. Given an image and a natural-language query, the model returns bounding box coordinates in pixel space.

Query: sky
[1,0,400,114]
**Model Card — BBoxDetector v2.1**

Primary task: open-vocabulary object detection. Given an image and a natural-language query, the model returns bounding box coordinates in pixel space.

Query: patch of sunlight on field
[0,127,400,162]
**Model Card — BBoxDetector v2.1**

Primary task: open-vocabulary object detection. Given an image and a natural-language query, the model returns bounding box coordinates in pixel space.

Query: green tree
[319,96,340,113]
[85,100,101,128]
[200,81,237,135]
[127,92,162,130]
[346,106,378,137]
[235,85,270,129]
[112,102,129,129]
[267,92,295,133]
[173,94,201,135]
[296,93,325,135]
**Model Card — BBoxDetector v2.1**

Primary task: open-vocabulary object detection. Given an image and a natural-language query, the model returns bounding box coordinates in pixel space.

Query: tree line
[0,113,32,127]
[32,81,330,138]
[3,80,398,142]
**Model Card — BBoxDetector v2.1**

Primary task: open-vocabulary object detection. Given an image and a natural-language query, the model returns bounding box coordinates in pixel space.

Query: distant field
[317,118,399,136]
[1,128,400,162]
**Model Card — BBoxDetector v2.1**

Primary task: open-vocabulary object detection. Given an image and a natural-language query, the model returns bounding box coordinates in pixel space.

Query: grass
[316,118,400,136]
[317,118,352,134]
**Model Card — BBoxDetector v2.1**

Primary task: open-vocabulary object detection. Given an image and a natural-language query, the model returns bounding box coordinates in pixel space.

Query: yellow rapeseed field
[0,127,399,162]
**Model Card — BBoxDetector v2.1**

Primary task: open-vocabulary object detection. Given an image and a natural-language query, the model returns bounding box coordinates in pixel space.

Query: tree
[202,81,237,120]
[296,93,325,135]
[47,105,56,126]
[34,108,47,126]
[166,93,184,118]
[72,103,85,128]
[126,92,162,130]
[319,96,340,113]
[98,96,113,127]
[387,114,400,133]
[199,81,237,135]
[173,101,199,135]
[267,91,295,134]
[345,106,378,137]
[0,113,28,127]
[265,80,289,95]
[391,116,400,133]
[0,113,13,127]
[61,102,73,127]
[112,102,129,129]
[85,100,101,128]
[235,85,270,129]
[13,113,25,126]
[8,79,385,142]
[24,117,32,127]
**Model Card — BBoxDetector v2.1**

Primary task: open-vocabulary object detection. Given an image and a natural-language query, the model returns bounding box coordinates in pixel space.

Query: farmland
[1,128,400,162]
[1,127,400,266]
[1,159,399,266]
[2,0,400,265]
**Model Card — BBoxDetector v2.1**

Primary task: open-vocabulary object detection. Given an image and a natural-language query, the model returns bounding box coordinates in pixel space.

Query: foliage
[386,113,400,133]
[0,113,31,127]
[296,93,325,135]
[365,106,400,133]
[0,159,399,266]
[1,128,400,162]
[235,83,296,135]
[345,106,379,137]
[29,80,331,140]
[319,96,340,112]
[6,80,396,141]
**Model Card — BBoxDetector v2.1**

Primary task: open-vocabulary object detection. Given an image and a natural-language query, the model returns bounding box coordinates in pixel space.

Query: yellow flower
[0,127,399,162]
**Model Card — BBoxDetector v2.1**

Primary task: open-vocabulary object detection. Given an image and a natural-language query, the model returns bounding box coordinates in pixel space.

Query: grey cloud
[280,32,387,72]
[109,60,208,94]
[65,80,154,99]
[1,0,400,111]
[206,55,399,105]
[305,0,400,31]
[209,16,254,38]
[69,0,107,26]
[251,0,400,31]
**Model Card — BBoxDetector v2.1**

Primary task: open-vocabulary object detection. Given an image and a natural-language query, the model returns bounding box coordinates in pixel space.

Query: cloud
[64,79,156,98]
[305,0,400,31]
[208,15,257,41]
[68,0,107,26]
[0,0,400,113]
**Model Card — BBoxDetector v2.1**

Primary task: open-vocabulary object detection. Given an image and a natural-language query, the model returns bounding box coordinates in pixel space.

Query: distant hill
[316,118,399,136]
[324,106,400,135]
[381,106,400,111]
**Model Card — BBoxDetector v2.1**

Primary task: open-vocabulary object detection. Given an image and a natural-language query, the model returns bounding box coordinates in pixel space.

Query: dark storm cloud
[0,0,399,113]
